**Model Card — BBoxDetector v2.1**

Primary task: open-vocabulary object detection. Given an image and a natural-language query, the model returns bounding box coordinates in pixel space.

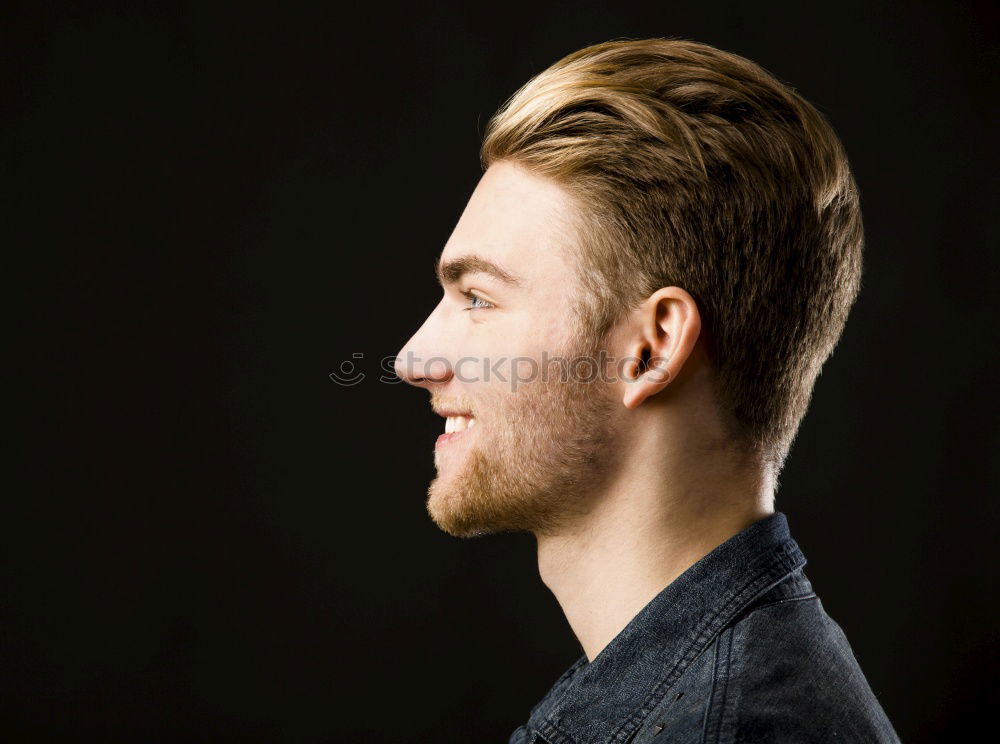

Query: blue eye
[463,291,494,310]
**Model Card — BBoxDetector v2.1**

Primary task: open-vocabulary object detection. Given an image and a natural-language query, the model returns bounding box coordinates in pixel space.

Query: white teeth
[445,415,475,433]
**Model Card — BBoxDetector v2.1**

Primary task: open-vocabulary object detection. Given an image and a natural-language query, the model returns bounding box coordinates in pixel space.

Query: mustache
[430,391,478,416]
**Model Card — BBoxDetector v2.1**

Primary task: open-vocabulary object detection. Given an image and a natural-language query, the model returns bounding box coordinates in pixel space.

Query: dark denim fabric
[508,512,900,744]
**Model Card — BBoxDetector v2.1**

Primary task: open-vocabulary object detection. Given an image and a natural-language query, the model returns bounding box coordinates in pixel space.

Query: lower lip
[436,427,475,449]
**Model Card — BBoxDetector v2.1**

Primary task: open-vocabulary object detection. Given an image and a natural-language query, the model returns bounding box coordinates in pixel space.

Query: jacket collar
[527,511,807,744]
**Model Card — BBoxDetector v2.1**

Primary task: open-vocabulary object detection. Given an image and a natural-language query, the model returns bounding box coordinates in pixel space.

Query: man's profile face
[395,161,623,537]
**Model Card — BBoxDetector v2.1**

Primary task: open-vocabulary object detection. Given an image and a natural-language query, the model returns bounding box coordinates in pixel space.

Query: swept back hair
[481,38,864,472]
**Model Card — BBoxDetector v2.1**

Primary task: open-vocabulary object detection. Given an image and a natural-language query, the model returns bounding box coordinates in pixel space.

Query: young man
[394,38,900,743]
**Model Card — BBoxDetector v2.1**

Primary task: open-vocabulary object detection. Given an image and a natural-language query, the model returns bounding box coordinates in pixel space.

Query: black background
[6,1,998,741]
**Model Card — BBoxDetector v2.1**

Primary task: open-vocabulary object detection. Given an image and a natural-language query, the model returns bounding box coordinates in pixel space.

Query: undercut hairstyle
[480,37,864,474]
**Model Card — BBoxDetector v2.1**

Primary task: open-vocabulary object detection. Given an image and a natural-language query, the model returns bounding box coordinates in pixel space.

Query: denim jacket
[508,512,900,744]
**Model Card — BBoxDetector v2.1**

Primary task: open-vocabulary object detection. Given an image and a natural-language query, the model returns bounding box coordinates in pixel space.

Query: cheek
[463,310,579,393]
[506,300,573,342]
[480,346,561,395]
[512,356,541,384]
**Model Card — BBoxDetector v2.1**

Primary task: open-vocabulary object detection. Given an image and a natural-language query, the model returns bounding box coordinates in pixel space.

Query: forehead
[439,161,581,283]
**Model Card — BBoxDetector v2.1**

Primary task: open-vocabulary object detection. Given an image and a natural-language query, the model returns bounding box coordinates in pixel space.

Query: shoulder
[712,587,900,743]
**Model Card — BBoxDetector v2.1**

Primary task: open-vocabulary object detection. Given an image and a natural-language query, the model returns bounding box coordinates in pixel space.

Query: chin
[427,478,493,538]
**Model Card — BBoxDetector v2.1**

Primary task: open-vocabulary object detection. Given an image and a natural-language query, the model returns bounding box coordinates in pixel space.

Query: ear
[621,287,702,409]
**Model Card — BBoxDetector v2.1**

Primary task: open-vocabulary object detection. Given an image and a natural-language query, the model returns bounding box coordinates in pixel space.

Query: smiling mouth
[436,414,477,449]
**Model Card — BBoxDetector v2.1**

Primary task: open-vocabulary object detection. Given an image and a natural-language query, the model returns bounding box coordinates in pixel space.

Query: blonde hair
[481,38,864,472]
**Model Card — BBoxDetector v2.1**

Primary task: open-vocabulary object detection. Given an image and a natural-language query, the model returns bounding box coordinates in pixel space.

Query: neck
[535,426,774,662]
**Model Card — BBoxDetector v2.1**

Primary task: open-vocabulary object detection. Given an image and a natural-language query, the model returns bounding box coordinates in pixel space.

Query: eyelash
[462,291,494,311]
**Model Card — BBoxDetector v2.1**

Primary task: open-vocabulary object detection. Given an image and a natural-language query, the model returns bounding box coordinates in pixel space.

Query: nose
[394,307,455,389]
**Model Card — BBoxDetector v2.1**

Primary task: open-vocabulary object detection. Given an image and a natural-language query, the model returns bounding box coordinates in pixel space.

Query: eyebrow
[436,254,522,288]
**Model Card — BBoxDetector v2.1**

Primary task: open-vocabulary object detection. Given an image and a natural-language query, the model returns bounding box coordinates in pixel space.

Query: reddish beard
[426,347,618,538]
